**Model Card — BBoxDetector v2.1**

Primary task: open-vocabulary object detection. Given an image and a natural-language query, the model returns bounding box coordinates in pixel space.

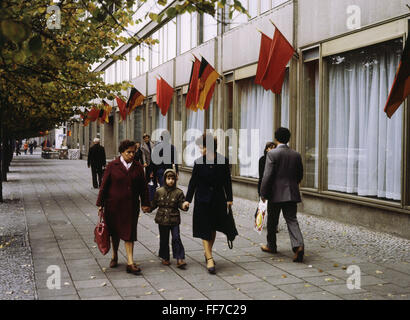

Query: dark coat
[258,155,266,196]
[185,153,233,240]
[88,144,106,169]
[151,185,186,226]
[260,144,303,203]
[96,158,150,241]
[134,148,143,165]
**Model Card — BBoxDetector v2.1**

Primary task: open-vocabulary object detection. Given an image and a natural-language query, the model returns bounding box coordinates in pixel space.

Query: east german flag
[197,57,219,111]
[384,36,410,118]
[156,77,174,116]
[99,100,112,124]
[126,87,145,115]
[186,56,201,111]
[116,97,128,122]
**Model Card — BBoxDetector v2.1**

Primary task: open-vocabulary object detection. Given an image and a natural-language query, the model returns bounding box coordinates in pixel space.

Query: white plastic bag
[254,199,268,234]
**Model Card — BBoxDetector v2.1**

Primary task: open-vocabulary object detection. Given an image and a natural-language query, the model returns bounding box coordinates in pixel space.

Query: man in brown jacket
[151,169,189,268]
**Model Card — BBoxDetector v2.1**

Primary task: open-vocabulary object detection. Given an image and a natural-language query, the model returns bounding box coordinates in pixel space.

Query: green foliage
[0,0,246,139]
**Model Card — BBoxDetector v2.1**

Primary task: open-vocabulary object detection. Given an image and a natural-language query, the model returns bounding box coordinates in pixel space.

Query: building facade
[70,0,410,238]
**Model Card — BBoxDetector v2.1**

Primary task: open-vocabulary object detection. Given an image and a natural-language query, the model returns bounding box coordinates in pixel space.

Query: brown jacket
[151,185,186,226]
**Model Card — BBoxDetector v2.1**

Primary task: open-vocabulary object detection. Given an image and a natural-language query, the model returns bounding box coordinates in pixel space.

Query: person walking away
[134,141,144,165]
[151,130,179,187]
[15,140,21,156]
[29,141,34,155]
[141,133,156,181]
[150,169,188,268]
[183,133,234,274]
[96,140,150,275]
[87,138,106,189]
[258,142,278,233]
[23,141,28,154]
[260,127,305,262]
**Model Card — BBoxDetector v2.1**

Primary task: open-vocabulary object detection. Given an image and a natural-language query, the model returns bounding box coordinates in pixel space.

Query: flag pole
[269,19,299,59]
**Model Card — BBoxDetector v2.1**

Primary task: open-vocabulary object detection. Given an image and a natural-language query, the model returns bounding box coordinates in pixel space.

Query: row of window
[103,0,289,83]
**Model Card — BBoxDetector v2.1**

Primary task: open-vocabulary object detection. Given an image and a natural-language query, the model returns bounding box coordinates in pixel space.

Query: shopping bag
[94,208,110,255]
[254,199,267,234]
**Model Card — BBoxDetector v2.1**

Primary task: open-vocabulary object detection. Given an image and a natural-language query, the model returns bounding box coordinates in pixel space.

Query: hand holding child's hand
[182,201,190,211]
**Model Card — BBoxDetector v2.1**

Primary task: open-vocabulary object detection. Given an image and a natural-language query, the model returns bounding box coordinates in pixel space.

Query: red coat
[96,157,149,241]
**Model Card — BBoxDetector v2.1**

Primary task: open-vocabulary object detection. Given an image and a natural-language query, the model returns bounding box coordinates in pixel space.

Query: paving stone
[110,278,149,288]
[203,289,250,300]
[246,290,296,300]
[159,288,208,300]
[221,273,262,285]
[276,282,323,296]
[234,281,278,294]
[302,275,346,287]
[73,279,111,289]
[77,286,118,299]
[264,274,304,286]
[322,284,367,296]
[294,291,343,300]
[190,279,235,292]
[37,287,77,299]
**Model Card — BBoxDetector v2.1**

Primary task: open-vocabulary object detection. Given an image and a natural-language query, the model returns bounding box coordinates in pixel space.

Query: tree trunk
[0,119,3,203]
[2,135,8,182]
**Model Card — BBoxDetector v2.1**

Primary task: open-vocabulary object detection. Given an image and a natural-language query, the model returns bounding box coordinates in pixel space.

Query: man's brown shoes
[293,246,304,263]
[261,245,277,254]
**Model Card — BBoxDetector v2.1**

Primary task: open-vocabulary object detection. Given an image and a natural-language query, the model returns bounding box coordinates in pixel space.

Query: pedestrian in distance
[96,140,151,275]
[15,140,21,156]
[151,130,179,187]
[150,169,189,268]
[260,127,305,262]
[87,138,106,189]
[23,141,28,154]
[29,141,34,155]
[134,141,144,165]
[258,141,279,233]
[141,133,156,181]
[183,133,234,275]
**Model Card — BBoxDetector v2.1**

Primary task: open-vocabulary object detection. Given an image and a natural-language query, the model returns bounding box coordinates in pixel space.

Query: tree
[0,0,247,201]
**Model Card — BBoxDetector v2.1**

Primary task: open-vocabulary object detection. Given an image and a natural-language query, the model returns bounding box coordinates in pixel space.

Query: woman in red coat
[97,140,150,275]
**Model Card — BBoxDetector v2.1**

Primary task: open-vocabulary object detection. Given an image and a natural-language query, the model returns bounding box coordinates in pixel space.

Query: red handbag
[94,208,110,255]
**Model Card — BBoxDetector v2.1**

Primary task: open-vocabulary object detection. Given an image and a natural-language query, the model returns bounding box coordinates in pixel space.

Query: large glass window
[238,78,275,178]
[326,38,403,201]
[151,31,160,68]
[118,119,125,142]
[203,13,217,42]
[280,70,290,127]
[185,108,205,167]
[260,0,271,13]
[303,60,319,189]
[167,19,177,60]
[134,107,144,143]
[229,0,248,29]
[272,0,287,8]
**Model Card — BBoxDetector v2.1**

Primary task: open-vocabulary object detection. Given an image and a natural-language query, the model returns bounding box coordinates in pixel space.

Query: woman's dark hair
[196,133,217,153]
[275,127,291,144]
[119,140,136,153]
[143,133,150,139]
[264,142,277,156]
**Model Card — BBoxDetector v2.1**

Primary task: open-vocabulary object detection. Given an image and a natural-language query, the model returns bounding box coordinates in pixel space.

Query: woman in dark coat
[97,140,150,275]
[183,133,233,274]
[258,142,278,235]
[258,142,277,196]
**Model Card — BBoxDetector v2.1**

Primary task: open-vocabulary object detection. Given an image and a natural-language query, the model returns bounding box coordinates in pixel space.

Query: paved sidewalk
[4,154,410,300]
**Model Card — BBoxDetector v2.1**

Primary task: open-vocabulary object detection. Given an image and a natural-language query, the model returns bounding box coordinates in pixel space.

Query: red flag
[156,78,174,116]
[260,28,294,94]
[384,36,410,118]
[116,97,127,122]
[186,56,201,110]
[255,32,272,85]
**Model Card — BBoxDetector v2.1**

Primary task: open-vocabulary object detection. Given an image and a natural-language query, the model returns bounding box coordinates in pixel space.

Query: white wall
[298,0,408,47]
